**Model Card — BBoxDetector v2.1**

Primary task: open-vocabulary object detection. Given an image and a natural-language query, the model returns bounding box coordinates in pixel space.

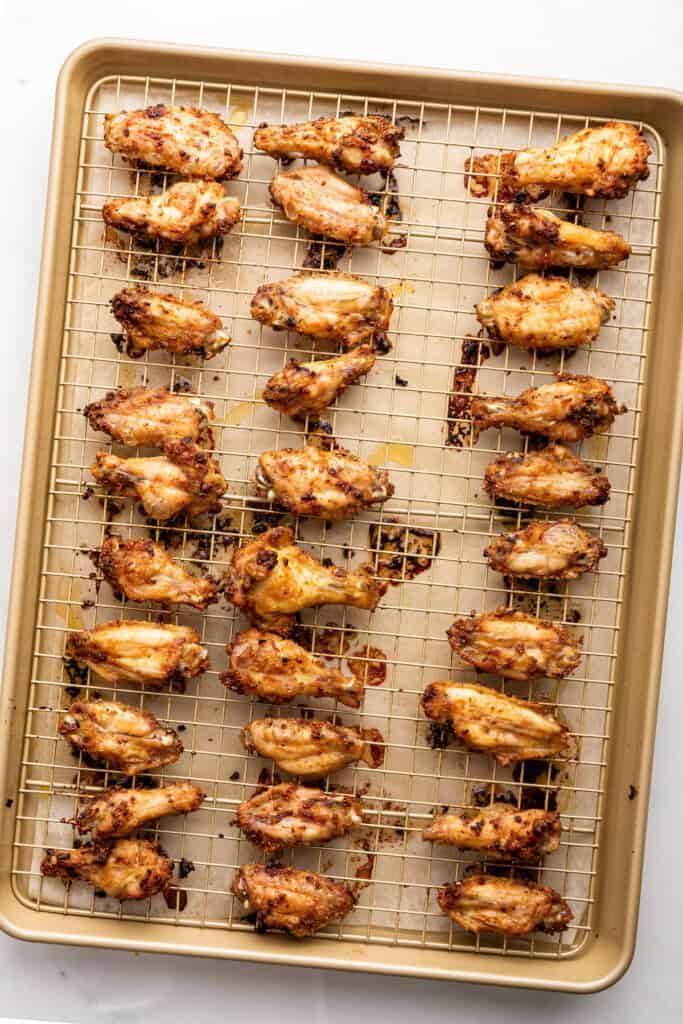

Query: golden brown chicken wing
[424,806,561,861]
[222,628,363,708]
[65,619,209,688]
[242,717,384,779]
[485,519,607,581]
[475,274,614,351]
[225,526,387,634]
[254,114,403,175]
[420,681,575,765]
[484,444,611,509]
[438,874,572,935]
[485,203,631,271]
[99,535,218,609]
[110,286,229,359]
[84,387,214,448]
[231,862,355,936]
[104,103,243,179]
[59,698,183,775]
[41,838,173,900]
[263,346,376,420]
[447,609,581,680]
[73,781,205,840]
[237,782,363,852]
[103,180,240,246]
[270,166,385,245]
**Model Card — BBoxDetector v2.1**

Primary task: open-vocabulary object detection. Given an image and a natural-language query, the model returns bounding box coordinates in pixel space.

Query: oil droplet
[367,442,414,468]
[55,579,84,630]
[225,399,254,426]
[228,104,250,130]
[584,434,609,462]
[389,280,415,298]
[118,364,137,388]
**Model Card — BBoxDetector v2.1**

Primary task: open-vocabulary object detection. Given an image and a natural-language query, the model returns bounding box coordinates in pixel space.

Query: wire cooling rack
[10,70,662,959]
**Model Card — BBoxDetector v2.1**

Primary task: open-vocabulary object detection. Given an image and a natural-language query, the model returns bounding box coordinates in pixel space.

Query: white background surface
[1,1,682,1019]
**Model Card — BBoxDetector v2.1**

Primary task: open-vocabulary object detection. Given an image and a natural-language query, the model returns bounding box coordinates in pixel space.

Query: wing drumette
[236,782,363,852]
[84,386,214,448]
[254,114,403,175]
[41,838,172,900]
[73,781,205,840]
[110,287,229,359]
[242,717,384,778]
[424,806,561,861]
[447,609,581,681]
[484,444,611,509]
[103,180,240,246]
[231,862,356,937]
[269,166,385,245]
[263,346,376,420]
[485,519,606,580]
[438,875,572,935]
[99,535,217,609]
[59,698,183,775]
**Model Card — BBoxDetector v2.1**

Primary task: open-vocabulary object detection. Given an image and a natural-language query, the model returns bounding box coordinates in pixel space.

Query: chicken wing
[41,838,172,900]
[222,628,363,708]
[447,609,581,681]
[256,446,394,520]
[73,781,205,840]
[59,698,183,775]
[475,274,614,351]
[103,180,240,246]
[110,286,229,359]
[84,386,214,448]
[269,166,385,245]
[231,862,355,936]
[100,535,217,609]
[237,782,363,853]
[225,526,387,634]
[242,717,384,779]
[254,114,403,175]
[424,805,561,861]
[263,346,376,420]
[485,203,631,271]
[438,874,572,935]
[484,444,611,509]
[420,681,575,765]
[485,519,606,580]
[91,440,227,521]
[251,272,393,350]
[104,103,243,179]
[65,619,209,688]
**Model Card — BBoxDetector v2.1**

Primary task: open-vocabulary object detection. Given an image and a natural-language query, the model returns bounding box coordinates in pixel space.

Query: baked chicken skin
[484,444,611,509]
[263,346,376,420]
[438,874,572,935]
[485,203,631,271]
[475,274,614,351]
[447,609,581,681]
[103,180,240,246]
[486,519,607,581]
[242,717,384,779]
[420,681,575,765]
[222,628,363,708]
[59,698,183,776]
[256,445,394,520]
[231,862,355,937]
[73,781,205,840]
[225,526,387,634]
[251,272,393,350]
[236,782,363,853]
[110,286,229,359]
[100,535,218,610]
[254,114,403,175]
[41,838,173,901]
[84,386,214,448]
[65,619,209,688]
[270,165,385,245]
[424,806,562,862]
[104,103,243,179]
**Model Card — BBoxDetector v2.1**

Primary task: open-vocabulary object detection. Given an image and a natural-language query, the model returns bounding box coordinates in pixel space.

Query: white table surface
[1,2,682,1019]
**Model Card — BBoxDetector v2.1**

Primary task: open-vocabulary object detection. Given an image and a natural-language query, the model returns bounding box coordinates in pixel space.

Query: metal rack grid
[9,69,662,960]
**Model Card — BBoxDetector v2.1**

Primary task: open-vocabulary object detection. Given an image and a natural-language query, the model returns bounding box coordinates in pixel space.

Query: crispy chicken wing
[475,274,614,351]
[420,681,575,765]
[485,203,631,270]
[485,519,607,580]
[84,386,214,448]
[263,346,376,420]
[65,619,209,688]
[59,698,183,775]
[73,781,205,840]
[100,535,217,609]
[424,806,561,861]
[254,114,403,175]
[104,103,243,179]
[103,180,240,246]
[41,838,172,900]
[225,526,387,634]
[438,874,572,935]
[110,286,229,359]
[251,272,392,350]
[231,862,355,937]
[222,628,363,708]
[237,782,363,852]
[242,717,384,779]
[270,166,385,245]
[484,444,611,509]
[447,609,581,680]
